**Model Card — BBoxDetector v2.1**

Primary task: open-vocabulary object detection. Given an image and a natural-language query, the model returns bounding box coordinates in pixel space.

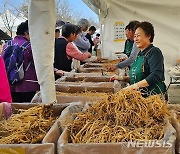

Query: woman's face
[134,27,151,51]
[69,33,76,42]
[82,25,88,32]
[69,33,79,42]
[74,34,79,40]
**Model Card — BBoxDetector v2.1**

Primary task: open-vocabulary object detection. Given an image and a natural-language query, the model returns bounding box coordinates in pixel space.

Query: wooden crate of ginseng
[0,103,66,154]
[57,90,176,154]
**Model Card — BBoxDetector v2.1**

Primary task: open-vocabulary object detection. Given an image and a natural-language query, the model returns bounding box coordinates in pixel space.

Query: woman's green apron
[124,40,134,57]
[129,47,166,96]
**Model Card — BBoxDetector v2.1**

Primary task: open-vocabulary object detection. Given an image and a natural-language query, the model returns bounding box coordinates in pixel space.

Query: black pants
[11,91,36,103]
[80,61,86,65]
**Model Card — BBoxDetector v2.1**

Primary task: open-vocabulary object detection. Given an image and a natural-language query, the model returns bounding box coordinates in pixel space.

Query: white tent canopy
[83,0,180,67]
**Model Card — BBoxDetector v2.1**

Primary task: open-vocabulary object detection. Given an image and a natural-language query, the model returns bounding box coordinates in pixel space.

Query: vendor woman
[111,21,167,98]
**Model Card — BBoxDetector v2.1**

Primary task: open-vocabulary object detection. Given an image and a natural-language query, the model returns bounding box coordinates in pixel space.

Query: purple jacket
[2,35,40,92]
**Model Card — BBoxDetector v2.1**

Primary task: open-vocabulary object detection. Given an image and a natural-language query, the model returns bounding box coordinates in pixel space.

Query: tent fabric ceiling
[84,0,180,67]
[82,0,109,16]
[82,0,99,15]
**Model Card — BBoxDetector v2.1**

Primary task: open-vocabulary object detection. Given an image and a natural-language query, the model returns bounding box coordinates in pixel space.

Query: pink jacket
[0,56,12,103]
[59,36,91,61]
[66,42,91,61]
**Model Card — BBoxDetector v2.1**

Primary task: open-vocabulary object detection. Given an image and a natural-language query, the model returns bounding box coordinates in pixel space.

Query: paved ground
[168,84,180,104]
[165,70,180,104]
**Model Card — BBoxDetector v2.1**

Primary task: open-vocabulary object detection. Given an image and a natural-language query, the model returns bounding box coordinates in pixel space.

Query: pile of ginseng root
[67,90,170,143]
[177,112,180,123]
[102,59,122,72]
[0,105,56,144]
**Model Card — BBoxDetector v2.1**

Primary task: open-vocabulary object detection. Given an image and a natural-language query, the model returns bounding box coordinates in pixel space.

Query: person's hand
[124,83,139,90]
[55,70,65,76]
[109,75,124,82]
[97,57,102,62]
[120,57,128,62]
[106,65,117,72]
[86,52,91,58]
[109,76,116,82]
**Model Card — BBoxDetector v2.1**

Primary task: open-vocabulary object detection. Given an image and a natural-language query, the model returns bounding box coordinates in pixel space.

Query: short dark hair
[61,23,76,38]
[16,20,29,35]
[125,25,129,30]
[89,26,96,31]
[128,20,140,32]
[55,29,60,33]
[135,21,154,43]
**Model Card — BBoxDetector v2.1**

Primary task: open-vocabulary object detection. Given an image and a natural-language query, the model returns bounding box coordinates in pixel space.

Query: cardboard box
[55,82,115,93]
[78,67,106,73]
[0,144,54,154]
[31,90,111,104]
[75,68,116,75]
[32,80,122,104]
[0,103,66,154]
[83,63,103,68]
[90,58,118,64]
[57,126,176,154]
[56,94,107,104]
[56,76,111,83]
[168,104,180,153]
[57,103,176,154]
[65,72,112,77]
